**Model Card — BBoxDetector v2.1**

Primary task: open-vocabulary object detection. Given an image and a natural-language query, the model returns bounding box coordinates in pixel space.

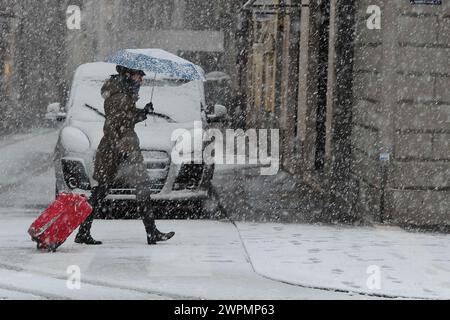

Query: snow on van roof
[74,62,117,80]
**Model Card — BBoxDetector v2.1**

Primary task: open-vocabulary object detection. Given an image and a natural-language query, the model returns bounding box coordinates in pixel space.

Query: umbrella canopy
[105,48,205,81]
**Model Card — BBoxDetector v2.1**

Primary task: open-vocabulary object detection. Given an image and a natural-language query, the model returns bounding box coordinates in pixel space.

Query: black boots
[75,233,103,245]
[138,201,175,245]
[74,187,107,245]
[147,229,176,245]
[74,187,175,246]
[75,213,103,245]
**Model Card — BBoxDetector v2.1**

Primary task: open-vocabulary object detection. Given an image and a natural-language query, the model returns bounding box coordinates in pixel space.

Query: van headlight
[60,127,90,153]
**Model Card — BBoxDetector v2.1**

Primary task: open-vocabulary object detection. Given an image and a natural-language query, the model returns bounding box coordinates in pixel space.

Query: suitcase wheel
[36,242,46,250]
[47,243,62,253]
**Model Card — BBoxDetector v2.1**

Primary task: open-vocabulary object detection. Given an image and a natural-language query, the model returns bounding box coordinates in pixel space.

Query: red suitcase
[28,193,92,252]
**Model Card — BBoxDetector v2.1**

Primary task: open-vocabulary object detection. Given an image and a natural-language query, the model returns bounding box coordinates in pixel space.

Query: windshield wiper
[147,111,176,123]
[84,103,175,123]
[84,104,105,118]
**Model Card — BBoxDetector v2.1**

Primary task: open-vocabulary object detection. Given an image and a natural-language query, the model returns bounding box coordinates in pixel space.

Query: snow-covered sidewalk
[0,213,356,300]
[213,167,450,299]
[1,212,448,299]
[235,222,450,299]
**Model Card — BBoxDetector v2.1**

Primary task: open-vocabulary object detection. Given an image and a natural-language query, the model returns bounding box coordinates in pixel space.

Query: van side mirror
[207,104,228,123]
[45,103,66,121]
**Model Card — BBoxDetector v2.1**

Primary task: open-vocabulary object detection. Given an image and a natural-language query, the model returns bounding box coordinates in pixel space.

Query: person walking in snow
[74,65,175,245]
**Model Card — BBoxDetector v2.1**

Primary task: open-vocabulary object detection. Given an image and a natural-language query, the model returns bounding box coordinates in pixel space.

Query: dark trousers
[77,184,156,238]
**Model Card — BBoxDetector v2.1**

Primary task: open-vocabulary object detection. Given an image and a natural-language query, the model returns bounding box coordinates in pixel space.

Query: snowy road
[0,129,357,300]
[0,129,448,300]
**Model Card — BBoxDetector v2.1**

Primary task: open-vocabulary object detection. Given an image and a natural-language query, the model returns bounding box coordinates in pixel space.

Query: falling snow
[0,0,449,300]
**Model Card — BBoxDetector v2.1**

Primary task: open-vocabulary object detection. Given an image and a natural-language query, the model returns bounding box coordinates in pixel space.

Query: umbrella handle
[146,73,158,128]
[150,73,157,103]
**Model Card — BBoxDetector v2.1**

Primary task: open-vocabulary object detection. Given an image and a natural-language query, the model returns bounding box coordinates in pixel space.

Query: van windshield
[68,77,202,123]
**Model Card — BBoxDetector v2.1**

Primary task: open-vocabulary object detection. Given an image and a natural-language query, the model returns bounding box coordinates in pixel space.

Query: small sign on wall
[379,153,390,162]
[410,0,442,5]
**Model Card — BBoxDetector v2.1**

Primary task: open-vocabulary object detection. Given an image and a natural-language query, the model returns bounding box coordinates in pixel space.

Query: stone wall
[351,0,385,222]
[352,0,450,229]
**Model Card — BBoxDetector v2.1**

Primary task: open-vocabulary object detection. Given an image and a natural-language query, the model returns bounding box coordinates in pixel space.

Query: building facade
[240,0,450,230]
[64,0,242,92]
[0,0,242,133]
[0,1,18,133]
[0,0,68,133]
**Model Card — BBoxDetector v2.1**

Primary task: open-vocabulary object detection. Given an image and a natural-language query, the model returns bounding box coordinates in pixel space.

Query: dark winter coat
[93,75,148,186]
